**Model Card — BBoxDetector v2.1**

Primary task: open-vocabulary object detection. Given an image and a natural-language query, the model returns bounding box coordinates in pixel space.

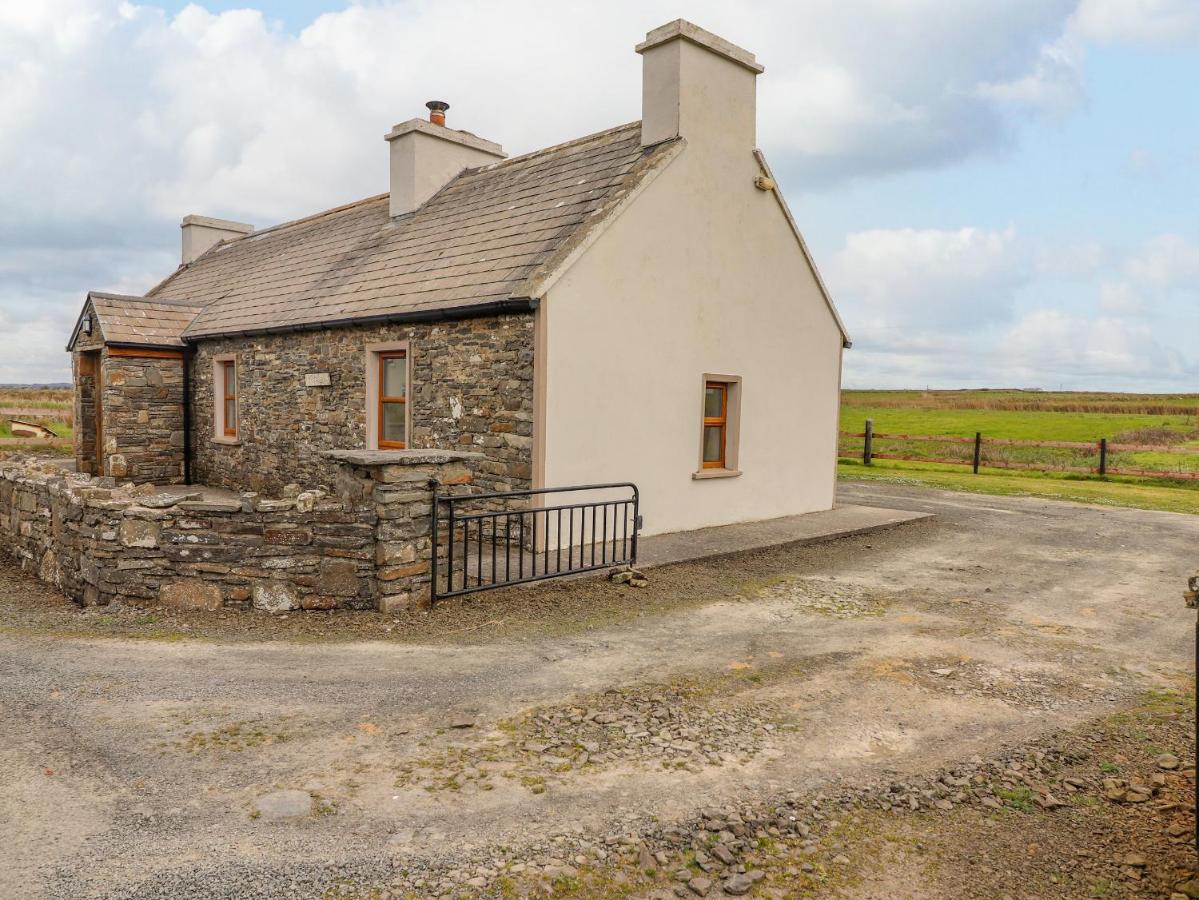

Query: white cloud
[975,35,1085,119]
[1098,281,1149,315]
[828,226,1022,336]
[1003,309,1188,381]
[1125,234,1199,288]
[1070,0,1199,46]
[1034,238,1105,278]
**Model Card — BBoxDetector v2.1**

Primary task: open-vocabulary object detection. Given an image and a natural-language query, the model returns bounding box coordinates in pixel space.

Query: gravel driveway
[0,482,1195,898]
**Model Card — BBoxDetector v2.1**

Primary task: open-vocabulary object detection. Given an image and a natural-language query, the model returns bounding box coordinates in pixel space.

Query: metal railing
[430,482,640,602]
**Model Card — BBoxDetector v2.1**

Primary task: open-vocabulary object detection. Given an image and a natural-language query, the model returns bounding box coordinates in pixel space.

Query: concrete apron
[452,504,930,592]
[636,504,932,569]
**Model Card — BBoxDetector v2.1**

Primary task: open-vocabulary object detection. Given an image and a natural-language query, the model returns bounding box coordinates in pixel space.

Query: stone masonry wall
[100,353,187,485]
[0,451,479,613]
[190,314,534,496]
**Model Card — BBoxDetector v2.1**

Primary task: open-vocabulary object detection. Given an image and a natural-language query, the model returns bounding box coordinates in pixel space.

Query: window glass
[225,365,236,398]
[703,425,723,463]
[383,356,406,398]
[382,402,406,443]
[704,386,723,418]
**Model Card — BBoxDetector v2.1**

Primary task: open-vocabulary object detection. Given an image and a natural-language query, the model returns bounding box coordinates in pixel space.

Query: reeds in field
[844,389,1199,416]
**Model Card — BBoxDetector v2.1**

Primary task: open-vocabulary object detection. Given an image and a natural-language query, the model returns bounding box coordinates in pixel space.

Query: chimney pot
[426,100,449,126]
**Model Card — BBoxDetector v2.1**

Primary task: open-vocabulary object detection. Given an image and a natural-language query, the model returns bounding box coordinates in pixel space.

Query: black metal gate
[430,482,640,602]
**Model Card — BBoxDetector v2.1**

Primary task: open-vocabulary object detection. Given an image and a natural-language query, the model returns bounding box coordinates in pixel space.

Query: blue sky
[1,1,1197,389]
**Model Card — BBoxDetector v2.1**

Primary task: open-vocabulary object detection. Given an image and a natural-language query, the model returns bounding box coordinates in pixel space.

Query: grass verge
[839,458,1199,515]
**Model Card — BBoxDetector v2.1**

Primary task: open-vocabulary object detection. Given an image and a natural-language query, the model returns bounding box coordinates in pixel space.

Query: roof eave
[181,297,539,343]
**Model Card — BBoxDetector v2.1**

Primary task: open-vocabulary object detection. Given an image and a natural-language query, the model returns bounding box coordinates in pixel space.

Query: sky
[1,1,1197,390]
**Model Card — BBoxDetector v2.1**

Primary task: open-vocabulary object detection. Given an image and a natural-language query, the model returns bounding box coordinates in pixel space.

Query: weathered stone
[139,491,202,509]
[177,500,243,513]
[160,580,223,611]
[253,581,300,612]
[265,528,312,546]
[119,519,161,548]
[379,592,412,613]
[317,559,360,596]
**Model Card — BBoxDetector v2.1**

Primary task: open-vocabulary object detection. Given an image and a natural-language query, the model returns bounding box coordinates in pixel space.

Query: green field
[0,388,73,456]
[838,390,1199,514]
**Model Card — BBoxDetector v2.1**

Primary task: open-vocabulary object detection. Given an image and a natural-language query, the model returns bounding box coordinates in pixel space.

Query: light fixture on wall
[80,315,92,336]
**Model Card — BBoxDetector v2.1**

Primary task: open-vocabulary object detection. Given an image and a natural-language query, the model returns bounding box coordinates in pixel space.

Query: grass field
[839,390,1199,514]
[0,387,73,455]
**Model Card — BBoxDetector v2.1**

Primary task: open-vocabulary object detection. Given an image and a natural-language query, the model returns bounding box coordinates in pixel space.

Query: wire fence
[840,420,1199,482]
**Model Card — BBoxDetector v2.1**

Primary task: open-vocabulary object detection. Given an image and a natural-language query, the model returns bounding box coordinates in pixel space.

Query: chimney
[180,214,254,264]
[635,20,764,150]
[384,101,506,217]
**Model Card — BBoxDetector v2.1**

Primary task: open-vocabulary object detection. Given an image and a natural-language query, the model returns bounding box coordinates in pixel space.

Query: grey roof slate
[87,293,206,347]
[128,121,677,340]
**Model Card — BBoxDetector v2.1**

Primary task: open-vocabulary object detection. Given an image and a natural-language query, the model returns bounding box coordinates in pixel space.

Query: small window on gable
[220,360,238,438]
[696,375,741,477]
[378,350,407,449]
[702,381,727,468]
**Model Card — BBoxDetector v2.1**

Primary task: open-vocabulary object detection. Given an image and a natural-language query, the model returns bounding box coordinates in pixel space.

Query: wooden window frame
[377,350,407,449]
[702,381,728,469]
[695,374,742,479]
[221,360,237,438]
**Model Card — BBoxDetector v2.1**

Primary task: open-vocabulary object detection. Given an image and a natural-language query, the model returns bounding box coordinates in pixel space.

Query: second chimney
[636,20,763,151]
[384,101,505,217]
[180,215,254,265]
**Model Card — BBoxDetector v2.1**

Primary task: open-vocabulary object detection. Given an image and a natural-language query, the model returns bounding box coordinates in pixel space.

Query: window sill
[211,436,243,446]
[692,468,741,480]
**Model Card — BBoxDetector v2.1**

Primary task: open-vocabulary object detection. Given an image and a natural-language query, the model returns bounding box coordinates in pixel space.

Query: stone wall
[0,451,479,613]
[190,314,535,496]
[101,354,187,484]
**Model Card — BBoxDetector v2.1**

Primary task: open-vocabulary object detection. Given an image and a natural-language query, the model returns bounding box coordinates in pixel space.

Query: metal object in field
[430,482,640,602]
[8,419,56,439]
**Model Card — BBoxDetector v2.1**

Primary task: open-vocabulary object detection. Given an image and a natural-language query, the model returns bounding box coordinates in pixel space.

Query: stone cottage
[66,19,849,539]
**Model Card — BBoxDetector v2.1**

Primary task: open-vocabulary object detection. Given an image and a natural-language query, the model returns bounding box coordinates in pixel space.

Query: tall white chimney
[180,215,254,264]
[636,20,764,151]
[384,101,506,218]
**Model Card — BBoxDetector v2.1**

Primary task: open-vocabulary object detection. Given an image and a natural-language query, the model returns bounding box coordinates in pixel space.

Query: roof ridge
[480,121,641,170]
[91,291,205,308]
[232,192,389,244]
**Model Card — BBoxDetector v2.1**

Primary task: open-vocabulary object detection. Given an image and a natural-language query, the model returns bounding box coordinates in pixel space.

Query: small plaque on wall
[304,373,331,387]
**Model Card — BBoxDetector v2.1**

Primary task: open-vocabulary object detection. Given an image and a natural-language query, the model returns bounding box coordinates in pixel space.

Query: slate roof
[85,293,207,348]
[123,121,678,340]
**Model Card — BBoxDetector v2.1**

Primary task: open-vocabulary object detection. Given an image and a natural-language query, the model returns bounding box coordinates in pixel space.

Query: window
[378,350,407,448]
[220,360,238,438]
[696,375,741,477]
[702,381,727,468]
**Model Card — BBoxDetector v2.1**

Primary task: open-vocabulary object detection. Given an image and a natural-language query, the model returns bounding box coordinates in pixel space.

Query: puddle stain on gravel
[861,656,1131,711]
[756,575,891,619]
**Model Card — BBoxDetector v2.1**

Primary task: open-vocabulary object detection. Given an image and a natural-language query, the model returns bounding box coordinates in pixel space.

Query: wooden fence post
[863,419,873,466]
[973,432,982,475]
[1099,438,1107,477]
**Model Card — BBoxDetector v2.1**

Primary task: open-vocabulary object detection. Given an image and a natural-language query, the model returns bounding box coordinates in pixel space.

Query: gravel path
[0,482,1195,898]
